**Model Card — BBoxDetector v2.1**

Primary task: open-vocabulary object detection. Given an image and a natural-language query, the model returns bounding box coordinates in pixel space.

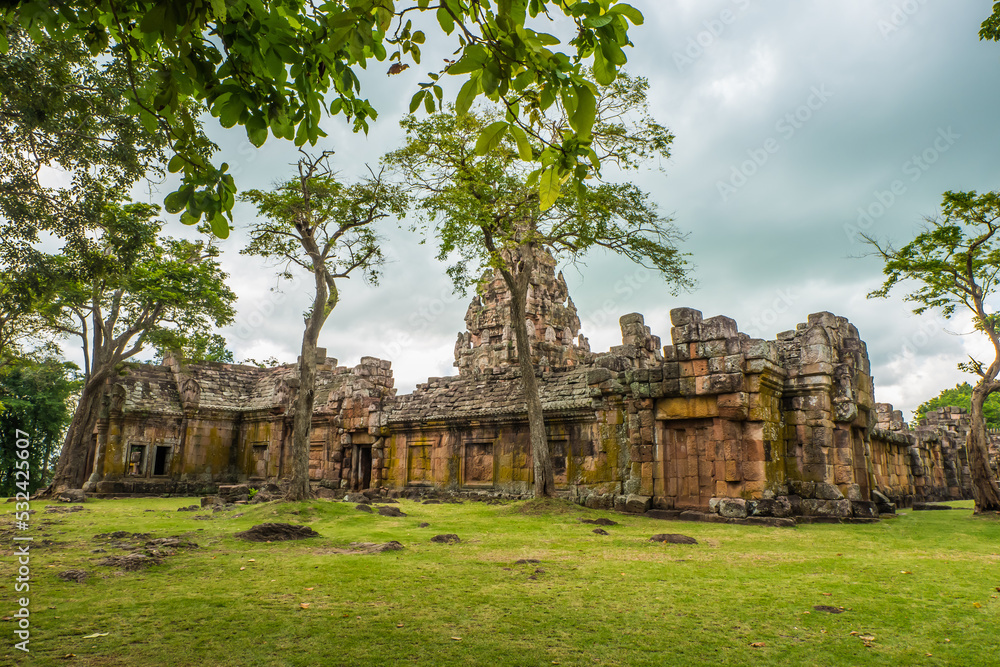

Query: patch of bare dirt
[235,523,320,542]
[650,534,698,545]
[57,569,89,582]
[97,553,163,571]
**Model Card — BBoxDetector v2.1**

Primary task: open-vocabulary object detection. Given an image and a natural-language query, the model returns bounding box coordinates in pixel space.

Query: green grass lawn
[1,496,998,666]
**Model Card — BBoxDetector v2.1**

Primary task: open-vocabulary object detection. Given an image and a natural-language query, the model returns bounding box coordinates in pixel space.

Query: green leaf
[246,114,268,147]
[592,48,615,85]
[510,124,532,161]
[179,210,200,225]
[584,15,615,28]
[409,90,426,114]
[538,167,560,210]
[448,44,487,75]
[167,154,185,174]
[475,121,509,155]
[481,61,500,95]
[571,84,596,138]
[210,0,227,19]
[164,188,190,214]
[609,3,644,25]
[456,77,478,116]
[209,213,230,239]
[139,3,166,35]
[218,95,244,129]
[601,38,628,66]
[436,6,455,34]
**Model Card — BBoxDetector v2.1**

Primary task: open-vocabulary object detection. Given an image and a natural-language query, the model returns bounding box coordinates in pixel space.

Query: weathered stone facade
[85,253,989,520]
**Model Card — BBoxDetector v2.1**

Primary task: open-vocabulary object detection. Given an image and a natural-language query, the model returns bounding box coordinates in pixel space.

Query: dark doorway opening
[352,444,372,490]
[153,446,170,476]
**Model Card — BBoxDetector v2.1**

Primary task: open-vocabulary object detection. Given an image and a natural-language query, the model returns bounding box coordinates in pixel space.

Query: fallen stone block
[625,494,651,514]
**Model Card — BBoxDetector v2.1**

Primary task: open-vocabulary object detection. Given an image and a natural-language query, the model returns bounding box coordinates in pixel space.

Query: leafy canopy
[241,156,407,297]
[384,72,687,293]
[981,2,1000,41]
[866,190,1000,380]
[914,382,1000,428]
[0,356,81,495]
[0,27,197,247]
[27,202,237,379]
[2,0,646,235]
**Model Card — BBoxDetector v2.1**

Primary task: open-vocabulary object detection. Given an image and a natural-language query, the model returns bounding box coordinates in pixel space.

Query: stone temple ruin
[82,252,998,522]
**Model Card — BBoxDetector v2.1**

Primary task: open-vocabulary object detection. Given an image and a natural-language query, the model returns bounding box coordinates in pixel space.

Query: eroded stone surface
[84,248,978,521]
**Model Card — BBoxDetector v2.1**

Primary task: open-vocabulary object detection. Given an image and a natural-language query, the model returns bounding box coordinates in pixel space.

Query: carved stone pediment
[180,377,201,409]
[109,384,127,414]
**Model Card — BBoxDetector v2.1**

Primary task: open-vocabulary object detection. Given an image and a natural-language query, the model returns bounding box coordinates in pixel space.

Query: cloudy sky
[131,1,1000,421]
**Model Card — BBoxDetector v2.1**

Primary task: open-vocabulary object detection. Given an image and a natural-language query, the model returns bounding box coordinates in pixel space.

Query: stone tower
[454,249,593,375]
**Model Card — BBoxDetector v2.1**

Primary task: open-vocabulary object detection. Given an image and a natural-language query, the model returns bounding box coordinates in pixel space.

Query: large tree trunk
[43,371,107,495]
[285,261,333,502]
[504,258,555,498]
[969,384,1000,512]
[286,324,320,502]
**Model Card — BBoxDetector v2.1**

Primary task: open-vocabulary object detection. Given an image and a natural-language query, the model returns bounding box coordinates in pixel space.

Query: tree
[33,202,236,493]
[385,73,689,497]
[981,2,1000,42]
[914,382,1000,428]
[242,152,406,500]
[0,356,80,496]
[2,1,645,233]
[152,332,234,364]
[0,26,206,246]
[0,272,52,373]
[866,190,1000,513]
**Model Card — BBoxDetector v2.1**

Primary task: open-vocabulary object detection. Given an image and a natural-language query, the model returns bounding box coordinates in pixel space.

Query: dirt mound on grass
[235,523,320,542]
[377,506,407,517]
[580,517,618,526]
[650,534,698,545]
[431,534,461,544]
[97,553,163,571]
[57,569,89,582]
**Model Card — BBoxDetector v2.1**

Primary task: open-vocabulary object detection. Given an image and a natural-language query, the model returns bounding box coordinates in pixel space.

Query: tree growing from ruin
[242,152,407,501]
[2,1,645,233]
[33,203,236,494]
[866,190,1000,513]
[385,73,689,497]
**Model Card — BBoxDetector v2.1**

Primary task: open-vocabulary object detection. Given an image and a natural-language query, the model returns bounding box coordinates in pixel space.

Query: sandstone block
[718,497,747,518]
[800,498,851,517]
[850,500,878,519]
[814,482,844,500]
[699,315,738,341]
[625,494,651,514]
[670,308,703,327]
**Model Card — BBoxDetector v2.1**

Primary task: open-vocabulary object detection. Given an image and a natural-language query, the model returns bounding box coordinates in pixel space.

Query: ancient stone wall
[84,249,978,521]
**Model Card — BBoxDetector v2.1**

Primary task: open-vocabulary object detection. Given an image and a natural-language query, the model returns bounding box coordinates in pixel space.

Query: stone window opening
[127,444,146,476]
